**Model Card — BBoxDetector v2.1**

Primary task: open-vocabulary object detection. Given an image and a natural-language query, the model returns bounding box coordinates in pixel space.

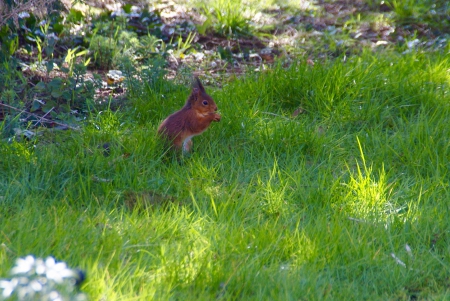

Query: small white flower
[46,33,59,41]
[49,290,62,301]
[18,12,30,18]
[45,257,76,283]
[0,279,17,298]
[45,257,56,269]
[129,12,141,18]
[54,262,70,274]
[46,270,63,284]
[35,258,46,275]
[29,279,43,292]
[11,255,35,275]
[407,39,420,49]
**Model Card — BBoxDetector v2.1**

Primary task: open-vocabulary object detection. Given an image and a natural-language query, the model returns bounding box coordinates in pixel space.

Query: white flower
[11,255,35,275]
[0,279,18,298]
[49,290,62,301]
[1,255,86,300]
[35,258,46,275]
[18,12,30,18]
[29,279,43,292]
[45,257,76,283]
[45,257,56,269]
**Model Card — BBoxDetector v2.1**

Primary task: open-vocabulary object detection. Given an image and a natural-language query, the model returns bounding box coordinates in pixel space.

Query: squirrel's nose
[214,106,218,111]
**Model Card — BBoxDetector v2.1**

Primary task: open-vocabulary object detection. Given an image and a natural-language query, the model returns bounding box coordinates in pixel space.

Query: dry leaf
[124,190,176,210]
[292,107,305,117]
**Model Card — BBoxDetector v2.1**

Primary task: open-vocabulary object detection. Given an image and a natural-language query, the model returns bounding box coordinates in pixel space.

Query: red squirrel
[158,78,221,152]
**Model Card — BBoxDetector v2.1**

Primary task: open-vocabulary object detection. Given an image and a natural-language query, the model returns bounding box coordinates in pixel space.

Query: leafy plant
[88,21,144,69]
[135,33,166,60]
[0,26,19,58]
[386,0,427,22]
[64,47,90,77]
[200,0,254,37]
[0,59,27,110]
[170,32,196,58]
[89,35,117,70]
[33,62,100,114]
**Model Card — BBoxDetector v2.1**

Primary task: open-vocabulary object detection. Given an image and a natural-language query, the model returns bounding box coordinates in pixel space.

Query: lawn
[1,0,450,300]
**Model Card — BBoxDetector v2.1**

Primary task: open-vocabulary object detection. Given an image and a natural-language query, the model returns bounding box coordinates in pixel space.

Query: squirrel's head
[187,78,219,119]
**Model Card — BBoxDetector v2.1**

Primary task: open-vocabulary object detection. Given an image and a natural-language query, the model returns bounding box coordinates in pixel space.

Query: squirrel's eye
[202,100,208,105]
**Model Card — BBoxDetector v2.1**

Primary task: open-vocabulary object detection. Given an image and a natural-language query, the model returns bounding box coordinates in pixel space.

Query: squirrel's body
[158,78,221,152]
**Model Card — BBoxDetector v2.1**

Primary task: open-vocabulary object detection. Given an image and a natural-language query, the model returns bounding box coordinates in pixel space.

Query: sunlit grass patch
[197,0,255,37]
[257,159,290,216]
[340,138,400,224]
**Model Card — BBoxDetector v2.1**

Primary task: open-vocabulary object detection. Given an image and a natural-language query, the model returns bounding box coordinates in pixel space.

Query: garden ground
[0,0,449,300]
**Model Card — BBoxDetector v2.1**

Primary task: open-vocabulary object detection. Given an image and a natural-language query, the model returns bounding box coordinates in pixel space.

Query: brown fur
[158,78,221,152]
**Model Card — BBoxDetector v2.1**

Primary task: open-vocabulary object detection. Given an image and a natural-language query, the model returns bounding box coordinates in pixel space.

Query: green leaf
[196,18,212,35]
[35,81,47,91]
[30,100,42,112]
[48,78,63,90]
[123,4,132,13]
[68,9,84,22]
[43,100,56,112]
[75,49,88,57]
[51,90,63,98]
[53,23,64,34]
[45,45,54,57]
[0,26,9,39]
[59,104,71,113]
[46,61,54,73]
[62,91,72,101]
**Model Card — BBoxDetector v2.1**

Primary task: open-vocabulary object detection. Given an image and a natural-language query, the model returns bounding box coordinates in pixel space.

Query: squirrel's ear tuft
[192,77,205,93]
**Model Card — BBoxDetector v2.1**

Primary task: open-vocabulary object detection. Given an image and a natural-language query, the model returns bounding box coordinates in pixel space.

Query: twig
[0,102,80,130]
[40,107,54,120]
[390,253,406,268]
[348,217,367,223]
[261,111,291,121]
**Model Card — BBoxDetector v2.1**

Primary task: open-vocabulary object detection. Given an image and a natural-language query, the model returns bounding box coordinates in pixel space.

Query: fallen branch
[0,102,80,131]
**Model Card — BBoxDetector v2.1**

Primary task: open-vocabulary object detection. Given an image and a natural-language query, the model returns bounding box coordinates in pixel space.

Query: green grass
[1,50,450,300]
[197,0,254,37]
